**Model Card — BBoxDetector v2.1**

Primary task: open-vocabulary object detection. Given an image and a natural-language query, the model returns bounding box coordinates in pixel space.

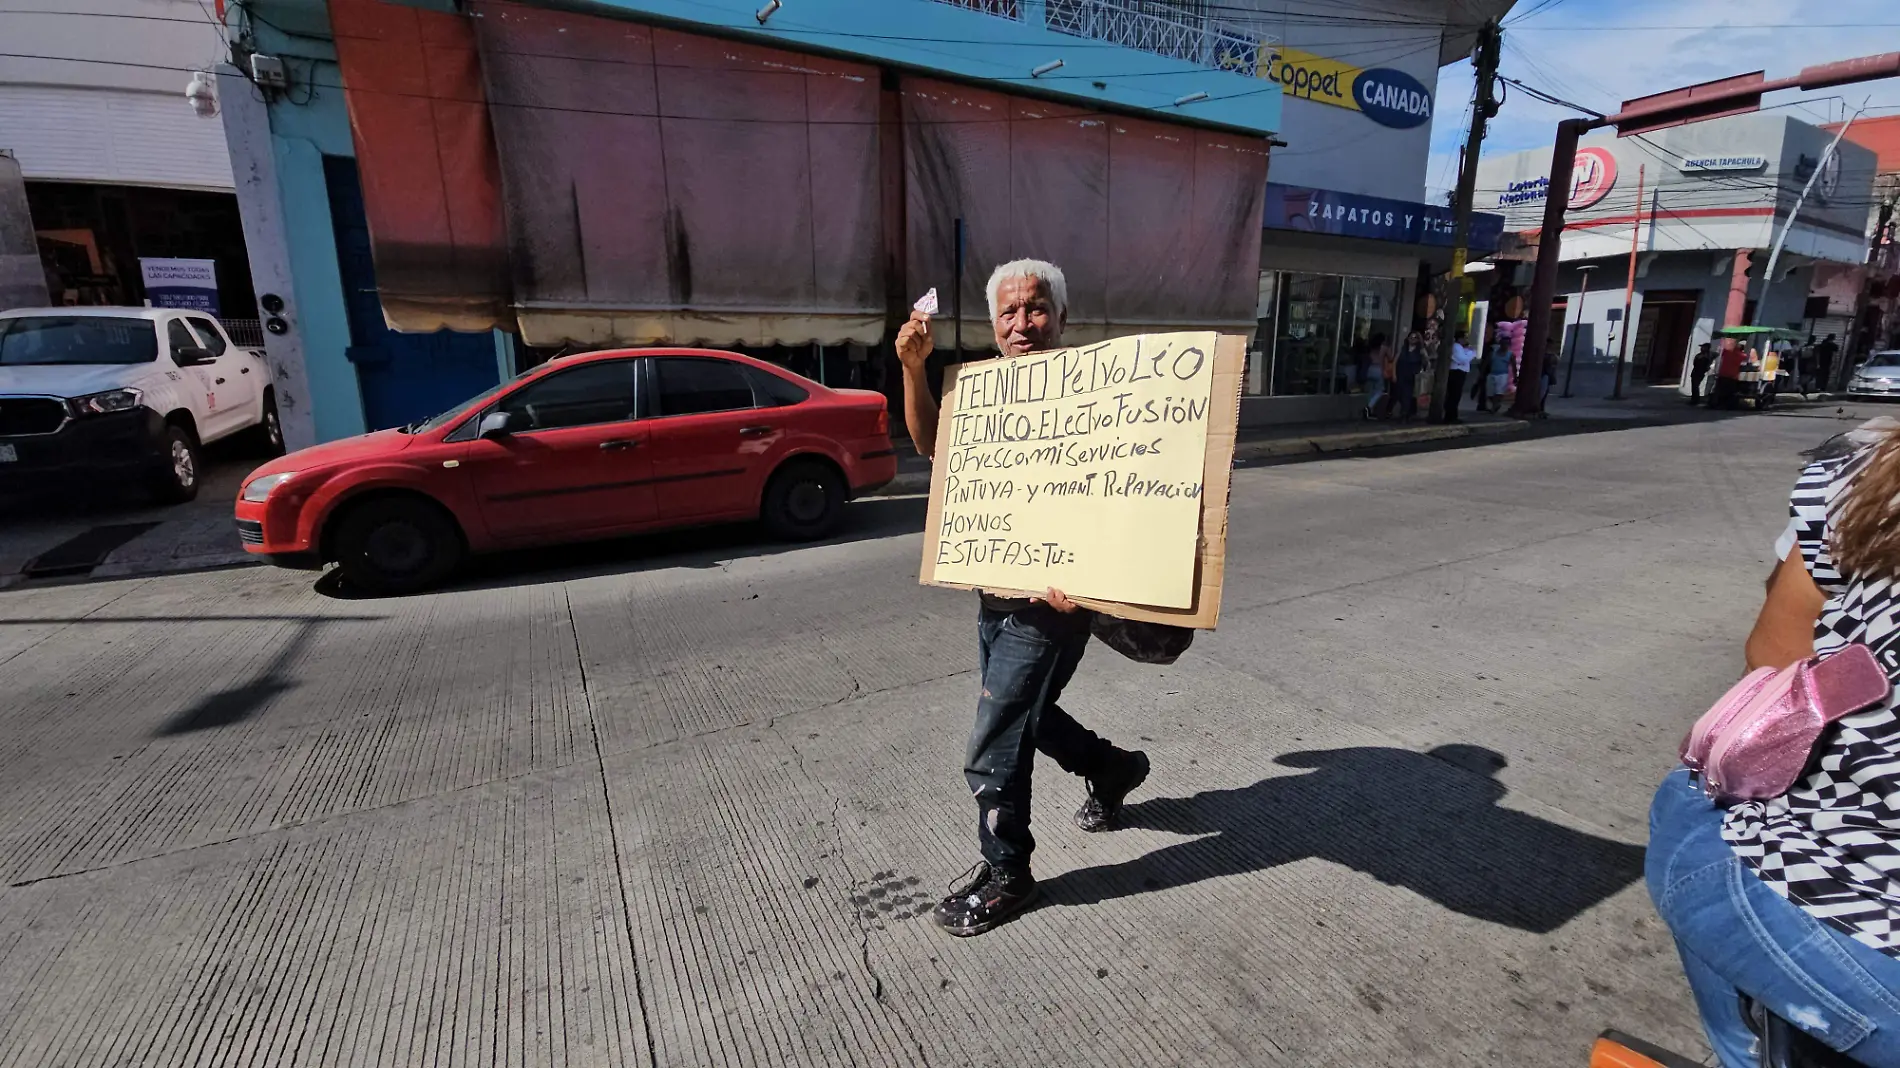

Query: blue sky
[1427,0,1900,200]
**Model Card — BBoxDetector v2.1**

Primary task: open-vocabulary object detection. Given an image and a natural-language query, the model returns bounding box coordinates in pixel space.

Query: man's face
[992,275,1064,357]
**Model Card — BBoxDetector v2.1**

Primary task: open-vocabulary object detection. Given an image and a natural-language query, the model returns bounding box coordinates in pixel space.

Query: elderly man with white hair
[894,258,1151,937]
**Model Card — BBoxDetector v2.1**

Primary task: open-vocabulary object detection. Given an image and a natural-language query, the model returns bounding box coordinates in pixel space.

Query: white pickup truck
[0,307,281,502]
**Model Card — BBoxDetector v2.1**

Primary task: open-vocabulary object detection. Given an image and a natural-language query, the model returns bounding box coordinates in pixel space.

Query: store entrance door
[1634,290,1700,382]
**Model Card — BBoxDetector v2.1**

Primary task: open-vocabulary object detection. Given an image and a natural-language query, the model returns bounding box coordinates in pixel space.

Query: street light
[1562,264,1598,399]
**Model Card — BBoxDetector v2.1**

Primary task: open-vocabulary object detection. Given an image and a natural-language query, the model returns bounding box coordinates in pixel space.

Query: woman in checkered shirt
[1647,423,1900,1068]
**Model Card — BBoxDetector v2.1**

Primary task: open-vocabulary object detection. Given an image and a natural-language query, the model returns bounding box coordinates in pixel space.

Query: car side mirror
[478,410,521,438]
[174,345,214,366]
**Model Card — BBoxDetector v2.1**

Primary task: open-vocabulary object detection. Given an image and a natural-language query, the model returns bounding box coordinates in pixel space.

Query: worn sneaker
[932,862,1039,937]
[1074,750,1150,832]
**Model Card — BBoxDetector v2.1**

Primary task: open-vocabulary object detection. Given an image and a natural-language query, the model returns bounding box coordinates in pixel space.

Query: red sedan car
[235,348,896,593]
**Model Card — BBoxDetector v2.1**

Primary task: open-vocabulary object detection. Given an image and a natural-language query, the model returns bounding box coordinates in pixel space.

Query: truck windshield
[0,317,159,365]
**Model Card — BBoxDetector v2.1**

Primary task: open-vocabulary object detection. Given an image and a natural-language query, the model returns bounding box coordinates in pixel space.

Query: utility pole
[1611,163,1645,399]
[1428,19,1502,423]
[1561,263,1597,397]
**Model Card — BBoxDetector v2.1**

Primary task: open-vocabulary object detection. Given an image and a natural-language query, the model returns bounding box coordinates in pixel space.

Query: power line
[1505,0,1579,25]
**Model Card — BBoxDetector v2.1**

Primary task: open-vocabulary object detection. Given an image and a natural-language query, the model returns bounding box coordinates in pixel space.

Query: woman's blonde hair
[1833,429,1900,577]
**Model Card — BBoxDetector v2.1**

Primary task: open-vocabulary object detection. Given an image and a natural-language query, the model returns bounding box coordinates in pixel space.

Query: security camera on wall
[185,70,217,118]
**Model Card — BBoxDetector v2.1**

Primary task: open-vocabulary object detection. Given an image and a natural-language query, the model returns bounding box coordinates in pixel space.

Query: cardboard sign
[920,333,1242,627]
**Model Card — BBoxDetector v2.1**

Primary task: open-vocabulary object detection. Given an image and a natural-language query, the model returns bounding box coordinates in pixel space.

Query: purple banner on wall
[1262,183,1504,251]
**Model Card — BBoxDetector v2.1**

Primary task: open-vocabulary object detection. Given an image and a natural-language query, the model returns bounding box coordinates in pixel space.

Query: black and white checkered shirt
[1723,451,1900,956]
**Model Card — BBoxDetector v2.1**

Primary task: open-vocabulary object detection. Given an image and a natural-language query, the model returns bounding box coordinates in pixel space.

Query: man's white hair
[986,259,1068,321]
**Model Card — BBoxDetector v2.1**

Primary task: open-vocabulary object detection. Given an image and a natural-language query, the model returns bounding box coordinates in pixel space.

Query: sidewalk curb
[89,550,256,582]
[1259,418,1528,458]
[865,419,1528,497]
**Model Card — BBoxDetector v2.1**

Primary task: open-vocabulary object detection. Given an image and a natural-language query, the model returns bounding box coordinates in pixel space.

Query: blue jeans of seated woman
[968,601,1124,874]
[1647,768,1900,1067]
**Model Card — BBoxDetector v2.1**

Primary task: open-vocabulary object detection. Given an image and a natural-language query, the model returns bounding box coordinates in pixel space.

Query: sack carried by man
[1679,644,1891,802]
[1090,615,1194,665]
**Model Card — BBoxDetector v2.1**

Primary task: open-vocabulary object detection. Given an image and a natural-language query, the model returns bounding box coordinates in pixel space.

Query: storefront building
[1204,0,1513,424]
[1247,188,1504,418]
[220,0,1283,448]
[0,1,259,327]
[1823,114,1900,366]
[1474,112,1879,393]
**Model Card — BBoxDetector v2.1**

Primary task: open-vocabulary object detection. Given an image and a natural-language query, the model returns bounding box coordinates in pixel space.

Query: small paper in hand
[913,288,939,316]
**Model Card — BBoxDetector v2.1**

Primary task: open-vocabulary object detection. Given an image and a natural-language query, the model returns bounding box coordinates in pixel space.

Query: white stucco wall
[0,0,235,190]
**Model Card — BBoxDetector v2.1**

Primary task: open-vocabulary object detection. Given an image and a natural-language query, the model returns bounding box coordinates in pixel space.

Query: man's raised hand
[896,309,934,373]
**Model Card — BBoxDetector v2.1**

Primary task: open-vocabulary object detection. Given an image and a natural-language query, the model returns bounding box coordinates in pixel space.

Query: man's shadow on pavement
[1042,744,1645,934]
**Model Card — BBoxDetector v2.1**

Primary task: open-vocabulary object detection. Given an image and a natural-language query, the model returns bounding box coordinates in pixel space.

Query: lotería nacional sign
[1495,147,1619,210]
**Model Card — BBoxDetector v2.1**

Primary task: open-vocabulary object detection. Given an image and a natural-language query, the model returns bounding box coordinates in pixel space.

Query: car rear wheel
[762,459,845,541]
[331,496,464,595]
[150,426,200,504]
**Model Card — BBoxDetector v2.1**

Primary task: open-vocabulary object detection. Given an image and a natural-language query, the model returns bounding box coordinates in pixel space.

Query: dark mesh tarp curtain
[330,2,1268,349]
[901,78,1269,350]
[329,0,511,332]
[468,0,884,347]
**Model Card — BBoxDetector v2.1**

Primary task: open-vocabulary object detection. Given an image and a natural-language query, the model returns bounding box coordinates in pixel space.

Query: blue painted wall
[490,0,1280,135]
[250,5,368,441]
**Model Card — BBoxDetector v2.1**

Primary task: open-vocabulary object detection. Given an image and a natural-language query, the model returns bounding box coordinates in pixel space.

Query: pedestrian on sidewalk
[894,258,1152,938]
[1484,337,1511,413]
[1713,337,1745,410]
[1469,341,1489,409]
[1361,332,1389,420]
[1816,334,1840,393]
[1443,330,1475,424]
[1395,331,1425,421]
[1689,342,1714,405]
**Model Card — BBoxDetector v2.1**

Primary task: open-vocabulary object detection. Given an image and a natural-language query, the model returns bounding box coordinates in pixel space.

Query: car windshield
[404,367,540,433]
[1865,352,1900,369]
[0,316,159,365]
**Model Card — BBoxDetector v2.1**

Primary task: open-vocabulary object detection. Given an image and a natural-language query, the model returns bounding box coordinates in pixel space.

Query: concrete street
[0,400,1878,1066]
[0,443,262,589]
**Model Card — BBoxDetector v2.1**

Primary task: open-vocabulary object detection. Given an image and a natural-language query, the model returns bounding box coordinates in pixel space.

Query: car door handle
[739,425,775,438]
[598,439,639,451]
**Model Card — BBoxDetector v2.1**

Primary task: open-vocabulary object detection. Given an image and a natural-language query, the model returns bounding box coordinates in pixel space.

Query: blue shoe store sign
[1263,183,1506,250]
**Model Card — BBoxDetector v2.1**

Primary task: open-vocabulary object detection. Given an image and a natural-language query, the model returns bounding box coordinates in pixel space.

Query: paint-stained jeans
[1647,768,1900,1068]
[968,601,1124,873]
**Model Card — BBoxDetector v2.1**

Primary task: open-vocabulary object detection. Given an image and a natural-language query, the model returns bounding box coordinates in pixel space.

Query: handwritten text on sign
[932,331,1218,609]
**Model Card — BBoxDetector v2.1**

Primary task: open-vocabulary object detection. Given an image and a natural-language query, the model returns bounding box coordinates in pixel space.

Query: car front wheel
[331,495,464,595]
[761,459,846,541]
[150,426,200,503]
[257,392,284,456]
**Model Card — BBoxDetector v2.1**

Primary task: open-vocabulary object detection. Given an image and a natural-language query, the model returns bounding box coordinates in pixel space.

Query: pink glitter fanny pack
[1680,644,1891,803]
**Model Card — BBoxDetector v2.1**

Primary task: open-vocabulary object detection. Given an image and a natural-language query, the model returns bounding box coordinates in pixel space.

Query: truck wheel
[150,426,200,503]
[331,496,463,595]
[255,392,285,456]
[761,459,845,541]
